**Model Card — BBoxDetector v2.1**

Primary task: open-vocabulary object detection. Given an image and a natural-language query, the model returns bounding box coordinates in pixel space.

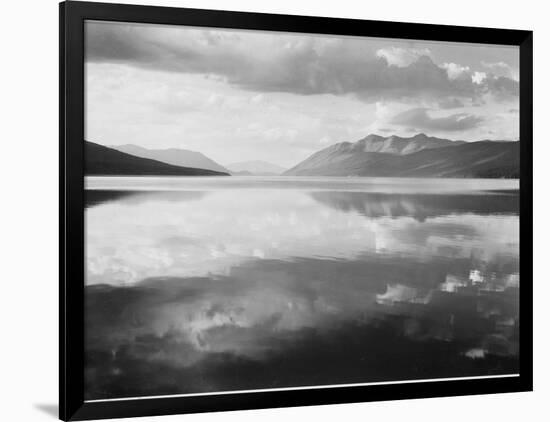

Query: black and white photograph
[83,20,521,402]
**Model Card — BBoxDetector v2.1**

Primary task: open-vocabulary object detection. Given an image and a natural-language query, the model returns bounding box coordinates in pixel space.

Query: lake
[84,176,520,400]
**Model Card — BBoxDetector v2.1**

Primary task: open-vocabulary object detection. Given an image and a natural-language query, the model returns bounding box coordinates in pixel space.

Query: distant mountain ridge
[226,160,287,175]
[345,133,464,155]
[111,144,230,174]
[284,134,519,178]
[85,141,229,176]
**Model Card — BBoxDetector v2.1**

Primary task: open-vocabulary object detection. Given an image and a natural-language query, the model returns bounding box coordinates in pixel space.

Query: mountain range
[284,133,519,178]
[85,141,229,176]
[226,160,287,176]
[110,145,287,176]
[86,133,519,179]
[111,144,230,174]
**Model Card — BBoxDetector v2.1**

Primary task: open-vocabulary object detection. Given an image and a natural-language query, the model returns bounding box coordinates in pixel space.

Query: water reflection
[310,191,519,221]
[85,190,209,209]
[84,178,519,400]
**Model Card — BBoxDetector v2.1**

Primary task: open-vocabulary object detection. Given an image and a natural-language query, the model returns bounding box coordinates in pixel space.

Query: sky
[85,21,519,168]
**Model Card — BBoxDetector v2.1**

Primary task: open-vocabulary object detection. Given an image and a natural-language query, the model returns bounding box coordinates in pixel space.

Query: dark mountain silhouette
[284,134,519,178]
[111,144,230,174]
[85,141,230,176]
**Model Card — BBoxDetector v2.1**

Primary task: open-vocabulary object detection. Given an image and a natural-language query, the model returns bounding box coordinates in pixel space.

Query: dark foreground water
[84,177,520,400]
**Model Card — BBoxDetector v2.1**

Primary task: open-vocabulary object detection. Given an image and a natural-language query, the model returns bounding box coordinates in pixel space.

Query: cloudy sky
[85,21,519,168]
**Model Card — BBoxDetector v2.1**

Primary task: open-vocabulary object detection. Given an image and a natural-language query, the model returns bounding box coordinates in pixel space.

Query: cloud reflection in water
[85,183,519,400]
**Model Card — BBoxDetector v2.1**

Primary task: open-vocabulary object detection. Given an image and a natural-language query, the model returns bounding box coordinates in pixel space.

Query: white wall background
[0,0,546,420]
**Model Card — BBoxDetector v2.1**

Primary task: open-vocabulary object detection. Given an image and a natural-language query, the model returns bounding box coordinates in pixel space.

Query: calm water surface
[84,177,519,400]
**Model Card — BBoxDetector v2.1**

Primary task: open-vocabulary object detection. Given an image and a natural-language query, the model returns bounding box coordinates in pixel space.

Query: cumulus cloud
[376,47,432,67]
[472,71,487,85]
[390,108,484,131]
[482,61,519,80]
[86,21,518,103]
[485,75,520,98]
[441,62,471,80]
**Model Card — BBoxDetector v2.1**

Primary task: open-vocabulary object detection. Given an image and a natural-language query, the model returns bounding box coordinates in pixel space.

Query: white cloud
[390,107,484,132]
[472,71,487,85]
[376,47,432,67]
[88,22,518,103]
[441,62,471,80]
[482,61,519,81]
[85,22,521,160]
[85,63,377,167]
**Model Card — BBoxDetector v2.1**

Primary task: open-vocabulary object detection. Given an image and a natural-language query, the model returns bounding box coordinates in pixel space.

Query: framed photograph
[60,1,533,420]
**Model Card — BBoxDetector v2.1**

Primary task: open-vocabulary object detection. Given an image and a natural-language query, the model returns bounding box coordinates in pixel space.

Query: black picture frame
[60,1,533,420]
